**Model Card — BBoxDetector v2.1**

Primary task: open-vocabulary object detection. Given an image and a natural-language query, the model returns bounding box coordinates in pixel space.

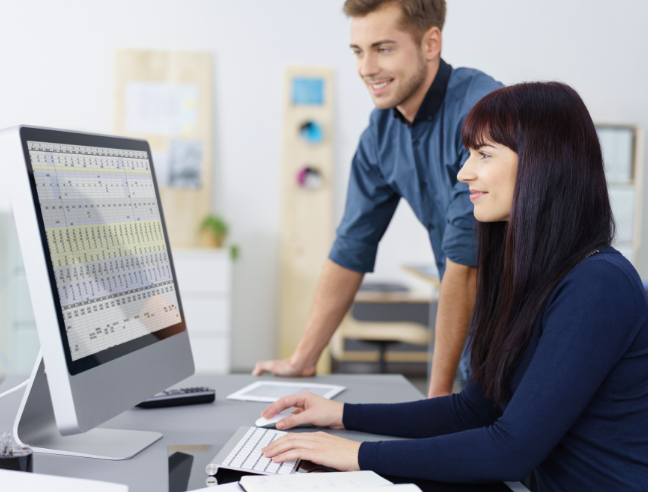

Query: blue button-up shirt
[329,59,503,279]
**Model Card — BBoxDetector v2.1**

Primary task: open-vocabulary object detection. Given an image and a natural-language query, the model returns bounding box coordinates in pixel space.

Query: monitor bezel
[19,126,187,376]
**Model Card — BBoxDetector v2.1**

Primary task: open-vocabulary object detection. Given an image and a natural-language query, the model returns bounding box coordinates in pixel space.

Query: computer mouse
[255,410,314,429]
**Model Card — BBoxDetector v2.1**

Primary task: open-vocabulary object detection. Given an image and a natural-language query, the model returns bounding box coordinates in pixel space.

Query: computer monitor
[0,126,195,459]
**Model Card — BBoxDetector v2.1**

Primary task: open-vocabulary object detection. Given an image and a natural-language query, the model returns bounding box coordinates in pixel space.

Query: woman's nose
[458,158,477,183]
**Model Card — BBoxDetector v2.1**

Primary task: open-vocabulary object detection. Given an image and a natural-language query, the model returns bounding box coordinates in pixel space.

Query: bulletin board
[113,50,213,247]
[279,67,335,375]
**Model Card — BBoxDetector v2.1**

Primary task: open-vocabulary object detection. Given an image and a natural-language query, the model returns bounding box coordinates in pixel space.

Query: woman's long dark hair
[462,82,615,406]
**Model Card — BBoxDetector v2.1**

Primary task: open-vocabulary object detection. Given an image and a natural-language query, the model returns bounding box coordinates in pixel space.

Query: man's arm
[253,260,364,377]
[428,258,477,398]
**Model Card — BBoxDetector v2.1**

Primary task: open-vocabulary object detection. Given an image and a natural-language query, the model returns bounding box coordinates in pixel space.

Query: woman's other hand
[263,431,361,472]
[260,391,345,430]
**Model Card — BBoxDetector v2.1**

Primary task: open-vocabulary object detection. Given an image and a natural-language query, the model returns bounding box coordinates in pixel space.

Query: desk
[0,374,526,492]
[401,264,441,289]
[332,291,434,372]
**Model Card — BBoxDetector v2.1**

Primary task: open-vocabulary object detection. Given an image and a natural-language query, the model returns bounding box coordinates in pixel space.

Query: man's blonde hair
[343,0,446,42]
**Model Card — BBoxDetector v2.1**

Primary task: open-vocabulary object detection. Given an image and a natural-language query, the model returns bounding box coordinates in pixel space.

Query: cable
[0,380,28,400]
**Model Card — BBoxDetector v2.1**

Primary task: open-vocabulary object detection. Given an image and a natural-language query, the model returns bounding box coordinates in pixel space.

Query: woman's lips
[470,190,488,201]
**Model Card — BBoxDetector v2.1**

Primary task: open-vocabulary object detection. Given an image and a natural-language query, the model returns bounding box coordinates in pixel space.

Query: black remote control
[136,387,216,409]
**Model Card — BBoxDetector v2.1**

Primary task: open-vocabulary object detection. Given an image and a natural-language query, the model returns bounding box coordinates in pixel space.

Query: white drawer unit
[173,248,232,374]
[188,333,230,374]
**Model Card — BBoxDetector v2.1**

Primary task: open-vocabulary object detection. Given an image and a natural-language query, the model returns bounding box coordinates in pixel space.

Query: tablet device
[226,381,345,402]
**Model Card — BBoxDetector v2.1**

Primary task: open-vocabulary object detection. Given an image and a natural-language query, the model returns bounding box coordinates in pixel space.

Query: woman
[261,82,648,491]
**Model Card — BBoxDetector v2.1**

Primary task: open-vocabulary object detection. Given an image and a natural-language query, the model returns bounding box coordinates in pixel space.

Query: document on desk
[227,381,345,402]
[0,468,128,491]
[193,483,244,491]
[238,471,421,492]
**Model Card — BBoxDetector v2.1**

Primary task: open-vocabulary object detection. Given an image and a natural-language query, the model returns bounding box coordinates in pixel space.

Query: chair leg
[378,342,388,374]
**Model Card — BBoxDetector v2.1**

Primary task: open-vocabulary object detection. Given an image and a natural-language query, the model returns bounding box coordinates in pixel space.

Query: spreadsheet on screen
[28,140,180,361]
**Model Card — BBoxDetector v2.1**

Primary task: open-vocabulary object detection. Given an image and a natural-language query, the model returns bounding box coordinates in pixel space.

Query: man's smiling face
[350,2,427,110]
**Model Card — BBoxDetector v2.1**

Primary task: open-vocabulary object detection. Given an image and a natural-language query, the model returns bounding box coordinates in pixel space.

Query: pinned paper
[151,140,203,189]
[125,82,198,136]
[291,78,324,105]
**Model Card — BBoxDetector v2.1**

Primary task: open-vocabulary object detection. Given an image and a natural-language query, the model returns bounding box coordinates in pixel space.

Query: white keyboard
[207,426,300,475]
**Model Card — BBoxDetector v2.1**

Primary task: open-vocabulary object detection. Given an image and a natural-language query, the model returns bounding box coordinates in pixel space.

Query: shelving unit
[596,125,644,267]
[279,67,335,375]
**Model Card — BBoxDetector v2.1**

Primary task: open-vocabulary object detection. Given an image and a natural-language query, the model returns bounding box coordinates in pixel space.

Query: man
[254,0,502,397]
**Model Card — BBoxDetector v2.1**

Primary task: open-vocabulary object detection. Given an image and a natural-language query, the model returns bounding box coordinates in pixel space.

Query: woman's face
[457,142,518,222]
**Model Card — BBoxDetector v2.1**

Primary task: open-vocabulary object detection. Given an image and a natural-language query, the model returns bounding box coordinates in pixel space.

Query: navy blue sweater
[343,247,648,491]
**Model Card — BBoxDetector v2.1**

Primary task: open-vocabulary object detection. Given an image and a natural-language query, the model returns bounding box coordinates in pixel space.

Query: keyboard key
[230,458,245,468]
[242,449,263,468]
[254,457,272,471]
[278,463,294,474]
[215,427,298,475]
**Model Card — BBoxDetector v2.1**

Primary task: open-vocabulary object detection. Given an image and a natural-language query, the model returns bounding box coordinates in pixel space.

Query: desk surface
[401,264,441,289]
[0,374,524,492]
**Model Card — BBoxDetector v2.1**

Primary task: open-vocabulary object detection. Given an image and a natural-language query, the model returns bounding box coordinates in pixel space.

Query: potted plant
[200,215,229,248]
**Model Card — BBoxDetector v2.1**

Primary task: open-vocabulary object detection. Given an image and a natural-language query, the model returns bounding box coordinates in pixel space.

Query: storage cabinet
[173,248,232,374]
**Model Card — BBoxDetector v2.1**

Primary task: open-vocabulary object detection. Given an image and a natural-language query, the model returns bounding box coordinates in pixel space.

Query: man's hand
[261,391,345,430]
[428,259,477,398]
[263,432,361,472]
[252,359,315,377]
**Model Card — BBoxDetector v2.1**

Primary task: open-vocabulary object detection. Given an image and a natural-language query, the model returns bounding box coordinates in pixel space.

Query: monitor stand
[13,355,163,460]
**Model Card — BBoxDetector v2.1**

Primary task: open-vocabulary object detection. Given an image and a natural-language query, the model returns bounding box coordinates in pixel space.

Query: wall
[0,0,646,371]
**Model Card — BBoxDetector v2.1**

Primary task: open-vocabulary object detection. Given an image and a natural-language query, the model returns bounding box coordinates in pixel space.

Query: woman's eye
[379,48,390,53]
[480,152,490,159]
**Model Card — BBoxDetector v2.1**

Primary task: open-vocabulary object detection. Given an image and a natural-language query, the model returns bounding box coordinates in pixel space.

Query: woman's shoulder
[570,246,640,286]
[550,246,647,320]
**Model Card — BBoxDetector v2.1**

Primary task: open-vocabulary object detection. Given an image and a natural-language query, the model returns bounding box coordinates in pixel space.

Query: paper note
[125,82,198,136]
[0,469,128,491]
[151,141,203,189]
[167,140,203,188]
[193,483,244,491]
[240,471,394,492]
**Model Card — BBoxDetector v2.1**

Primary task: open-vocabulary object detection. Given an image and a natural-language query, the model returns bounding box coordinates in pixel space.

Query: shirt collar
[393,58,452,126]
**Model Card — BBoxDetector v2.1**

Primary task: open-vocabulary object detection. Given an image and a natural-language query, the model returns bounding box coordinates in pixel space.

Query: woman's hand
[262,431,361,472]
[261,391,345,430]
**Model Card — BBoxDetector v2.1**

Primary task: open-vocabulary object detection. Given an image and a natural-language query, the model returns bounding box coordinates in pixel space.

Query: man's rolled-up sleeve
[329,126,400,274]
[442,148,477,267]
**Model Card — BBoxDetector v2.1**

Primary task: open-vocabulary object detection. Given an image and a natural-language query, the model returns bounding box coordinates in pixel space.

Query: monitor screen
[20,127,185,375]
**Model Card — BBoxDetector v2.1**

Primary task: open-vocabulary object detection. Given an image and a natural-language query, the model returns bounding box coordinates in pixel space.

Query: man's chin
[371,96,397,110]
